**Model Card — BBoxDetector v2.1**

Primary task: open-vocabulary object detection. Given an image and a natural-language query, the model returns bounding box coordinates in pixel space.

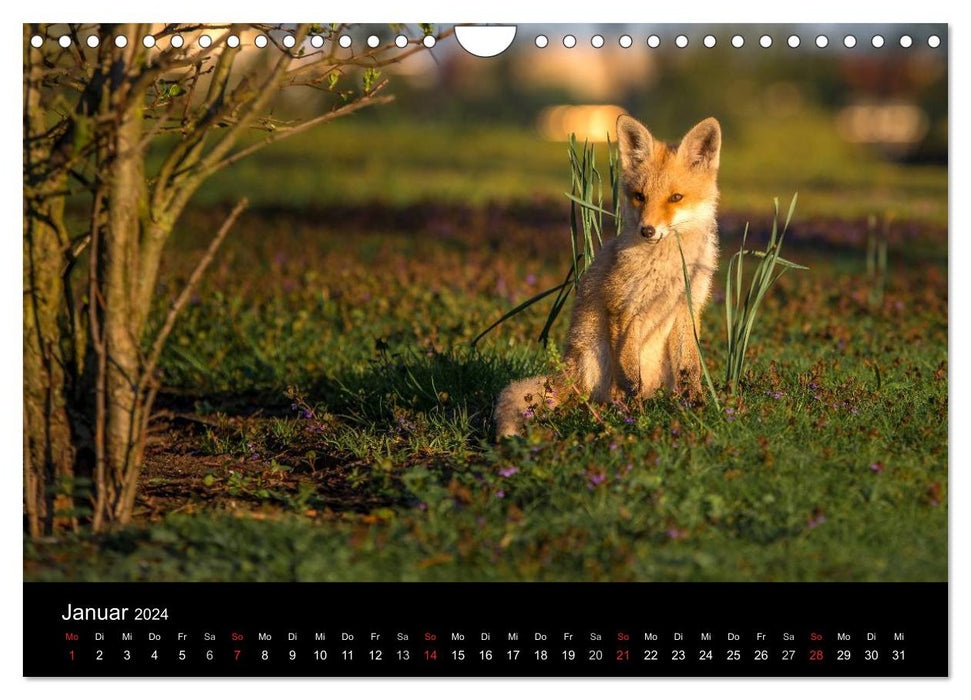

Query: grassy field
[184,111,947,224]
[24,118,947,582]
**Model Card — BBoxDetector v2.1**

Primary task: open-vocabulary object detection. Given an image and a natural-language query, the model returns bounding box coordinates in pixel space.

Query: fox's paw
[672,372,705,406]
[494,376,562,440]
[680,383,706,406]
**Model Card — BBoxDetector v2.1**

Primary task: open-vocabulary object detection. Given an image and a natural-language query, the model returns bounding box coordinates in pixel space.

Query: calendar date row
[66,645,909,664]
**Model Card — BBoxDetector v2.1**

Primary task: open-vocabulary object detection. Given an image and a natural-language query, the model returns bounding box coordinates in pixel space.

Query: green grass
[25,193,947,582]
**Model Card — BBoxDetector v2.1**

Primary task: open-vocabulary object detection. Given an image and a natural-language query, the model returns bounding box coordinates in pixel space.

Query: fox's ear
[616,115,655,173]
[679,117,721,170]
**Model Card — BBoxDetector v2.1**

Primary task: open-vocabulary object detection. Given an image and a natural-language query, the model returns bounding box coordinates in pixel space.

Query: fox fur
[494,115,722,438]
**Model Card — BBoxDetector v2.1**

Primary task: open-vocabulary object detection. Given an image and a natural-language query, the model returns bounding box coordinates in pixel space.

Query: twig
[23,405,40,537]
[89,192,107,532]
[284,28,455,81]
[206,91,394,174]
[139,198,248,387]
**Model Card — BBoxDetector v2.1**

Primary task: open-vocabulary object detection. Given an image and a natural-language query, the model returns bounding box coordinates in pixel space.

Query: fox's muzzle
[640,224,668,242]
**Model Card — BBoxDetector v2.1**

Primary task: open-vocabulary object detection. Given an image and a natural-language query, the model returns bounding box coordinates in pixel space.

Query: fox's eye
[631,192,645,206]
[669,193,684,203]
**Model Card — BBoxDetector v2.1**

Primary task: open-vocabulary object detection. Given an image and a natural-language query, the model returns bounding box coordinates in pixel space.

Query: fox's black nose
[641,225,656,239]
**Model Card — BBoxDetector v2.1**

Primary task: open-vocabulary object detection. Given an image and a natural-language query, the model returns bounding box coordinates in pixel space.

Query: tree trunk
[23,202,76,535]
[23,29,76,535]
[99,82,148,527]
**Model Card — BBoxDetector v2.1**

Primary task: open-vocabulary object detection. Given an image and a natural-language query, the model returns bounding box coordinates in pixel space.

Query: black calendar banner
[24,582,947,677]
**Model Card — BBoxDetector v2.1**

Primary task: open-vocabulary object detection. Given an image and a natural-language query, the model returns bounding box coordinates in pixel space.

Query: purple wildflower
[525,273,538,285]
[499,466,519,478]
[496,490,505,499]
[807,514,827,529]
[870,462,885,473]
[418,502,428,511]
[522,408,534,419]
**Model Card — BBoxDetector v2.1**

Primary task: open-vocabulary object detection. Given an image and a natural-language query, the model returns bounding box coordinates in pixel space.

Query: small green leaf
[362,67,381,92]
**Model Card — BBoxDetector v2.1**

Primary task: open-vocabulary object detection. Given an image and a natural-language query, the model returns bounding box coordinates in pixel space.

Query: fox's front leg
[610,318,642,398]
[670,308,703,399]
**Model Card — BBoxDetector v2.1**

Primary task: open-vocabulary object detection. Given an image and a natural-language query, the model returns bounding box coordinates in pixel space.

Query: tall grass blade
[723,193,806,394]
[674,231,721,410]
[471,277,572,347]
[538,264,578,345]
[474,134,621,345]
[562,193,617,217]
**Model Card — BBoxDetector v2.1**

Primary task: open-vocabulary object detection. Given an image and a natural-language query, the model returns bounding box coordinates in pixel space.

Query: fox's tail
[494,375,562,439]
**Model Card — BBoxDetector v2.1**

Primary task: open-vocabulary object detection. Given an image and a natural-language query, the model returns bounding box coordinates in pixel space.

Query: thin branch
[137,28,306,325]
[136,94,180,151]
[151,24,307,220]
[207,90,394,175]
[283,27,455,81]
[148,35,240,214]
[139,198,248,387]
[128,29,229,98]
[88,188,108,532]
[189,24,311,179]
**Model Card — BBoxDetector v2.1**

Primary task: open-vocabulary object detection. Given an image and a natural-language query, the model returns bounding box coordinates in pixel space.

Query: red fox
[494,115,722,438]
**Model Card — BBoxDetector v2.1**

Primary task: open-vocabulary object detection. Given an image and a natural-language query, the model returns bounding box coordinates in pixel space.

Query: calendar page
[22,20,948,677]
